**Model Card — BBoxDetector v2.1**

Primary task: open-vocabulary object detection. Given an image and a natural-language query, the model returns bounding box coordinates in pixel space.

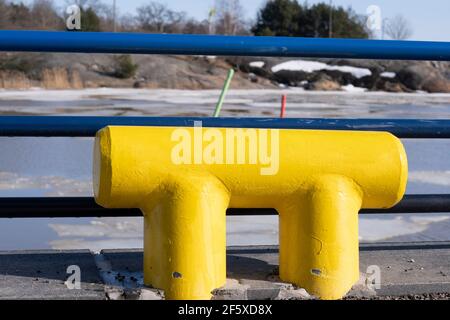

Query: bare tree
[385,15,413,40]
[0,0,10,28]
[64,0,102,10]
[31,0,63,29]
[6,2,33,29]
[119,13,137,32]
[64,0,111,17]
[183,19,209,35]
[136,2,185,33]
[63,0,116,31]
[214,0,245,35]
[96,2,115,31]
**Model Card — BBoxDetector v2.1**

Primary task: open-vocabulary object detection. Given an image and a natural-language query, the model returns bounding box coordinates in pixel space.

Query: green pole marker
[213,68,235,117]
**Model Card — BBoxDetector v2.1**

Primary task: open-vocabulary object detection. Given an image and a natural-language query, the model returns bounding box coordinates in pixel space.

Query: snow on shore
[381,72,396,79]
[271,60,372,79]
[341,84,367,92]
[249,61,265,68]
[409,171,450,186]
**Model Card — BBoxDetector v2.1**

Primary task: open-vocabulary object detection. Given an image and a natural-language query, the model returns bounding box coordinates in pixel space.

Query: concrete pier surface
[0,242,449,300]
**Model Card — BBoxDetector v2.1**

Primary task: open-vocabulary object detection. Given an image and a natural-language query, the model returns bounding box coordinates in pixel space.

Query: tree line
[0,0,412,39]
[0,0,248,34]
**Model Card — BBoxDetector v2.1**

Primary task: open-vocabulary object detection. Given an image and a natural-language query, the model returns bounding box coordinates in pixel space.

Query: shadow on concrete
[0,250,104,299]
[0,250,101,283]
[227,254,278,281]
[101,249,278,282]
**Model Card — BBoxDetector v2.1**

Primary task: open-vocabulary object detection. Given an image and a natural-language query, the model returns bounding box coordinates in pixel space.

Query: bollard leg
[278,175,362,300]
[142,173,230,300]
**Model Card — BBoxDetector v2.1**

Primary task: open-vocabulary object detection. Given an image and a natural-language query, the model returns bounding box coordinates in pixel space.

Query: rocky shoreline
[233,56,450,93]
[0,52,449,93]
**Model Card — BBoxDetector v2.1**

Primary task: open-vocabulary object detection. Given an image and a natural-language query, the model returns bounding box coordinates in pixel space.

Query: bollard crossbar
[0,117,449,220]
[0,116,449,218]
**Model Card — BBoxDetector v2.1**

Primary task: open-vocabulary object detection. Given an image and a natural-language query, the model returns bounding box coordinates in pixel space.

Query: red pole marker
[280,94,287,118]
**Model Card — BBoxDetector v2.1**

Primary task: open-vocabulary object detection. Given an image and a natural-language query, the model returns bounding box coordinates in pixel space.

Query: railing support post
[142,174,229,300]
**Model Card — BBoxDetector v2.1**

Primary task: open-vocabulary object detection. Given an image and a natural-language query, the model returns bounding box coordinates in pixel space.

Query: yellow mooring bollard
[93,126,408,300]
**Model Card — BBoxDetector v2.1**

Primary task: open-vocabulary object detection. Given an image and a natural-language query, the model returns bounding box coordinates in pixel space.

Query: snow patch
[341,84,367,93]
[249,61,265,68]
[409,171,450,186]
[381,72,396,78]
[271,60,372,79]
[0,171,92,196]
[359,215,450,242]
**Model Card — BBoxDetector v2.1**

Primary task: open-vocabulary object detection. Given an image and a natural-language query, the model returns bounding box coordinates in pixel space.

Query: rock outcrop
[0,53,274,90]
[0,52,449,92]
[230,57,450,93]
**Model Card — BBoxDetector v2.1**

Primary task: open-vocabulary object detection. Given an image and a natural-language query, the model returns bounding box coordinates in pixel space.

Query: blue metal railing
[0,116,449,138]
[0,31,449,218]
[1,31,450,60]
[1,195,449,218]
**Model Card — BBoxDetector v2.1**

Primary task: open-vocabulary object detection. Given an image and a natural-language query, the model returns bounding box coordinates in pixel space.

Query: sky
[112,0,450,41]
[12,0,450,41]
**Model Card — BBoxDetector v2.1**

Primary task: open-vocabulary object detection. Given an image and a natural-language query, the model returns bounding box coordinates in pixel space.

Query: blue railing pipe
[0,116,449,139]
[0,31,450,61]
[0,195,449,218]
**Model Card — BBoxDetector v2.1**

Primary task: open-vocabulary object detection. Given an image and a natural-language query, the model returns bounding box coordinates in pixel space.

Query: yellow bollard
[93,126,407,300]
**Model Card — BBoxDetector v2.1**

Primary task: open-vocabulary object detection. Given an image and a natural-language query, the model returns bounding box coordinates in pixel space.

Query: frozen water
[0,88,449,250]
